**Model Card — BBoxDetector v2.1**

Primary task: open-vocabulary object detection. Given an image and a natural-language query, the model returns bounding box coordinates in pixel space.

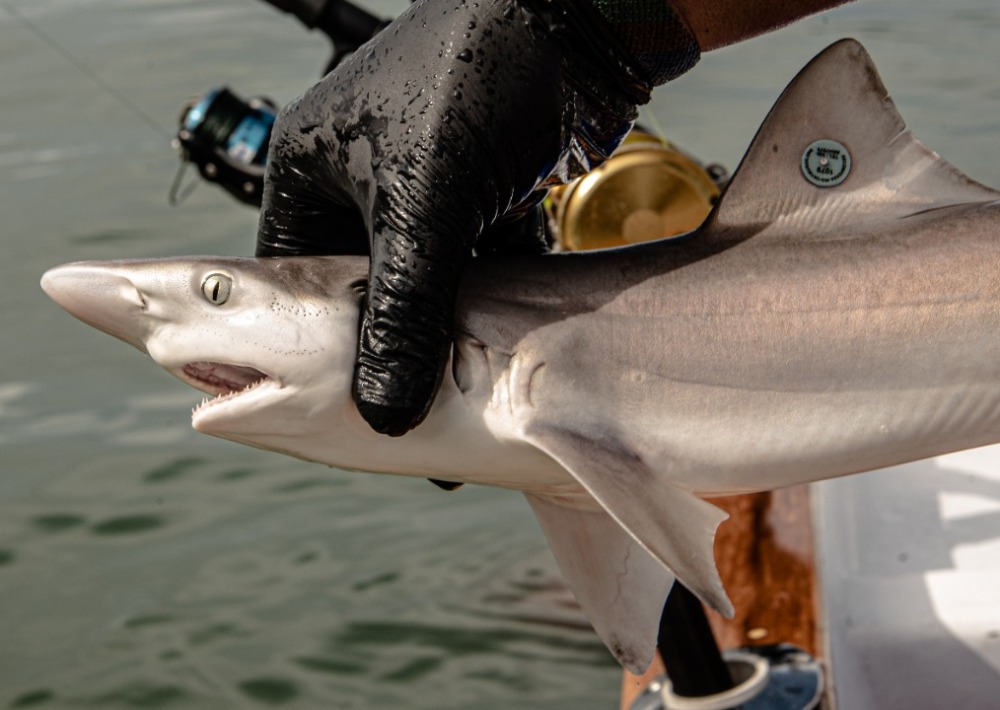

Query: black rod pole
[657,584,735,698]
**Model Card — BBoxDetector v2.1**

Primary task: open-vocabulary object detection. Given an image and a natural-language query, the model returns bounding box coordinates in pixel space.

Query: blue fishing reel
[170,0,390,207]
[171,87,278,206]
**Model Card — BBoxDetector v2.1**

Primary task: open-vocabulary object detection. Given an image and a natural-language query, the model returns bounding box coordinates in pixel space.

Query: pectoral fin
[525,492,674,674]
[523,423,733,618]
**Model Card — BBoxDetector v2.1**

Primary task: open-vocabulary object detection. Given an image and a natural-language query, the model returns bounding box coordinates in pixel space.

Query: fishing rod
[0,0,171,141]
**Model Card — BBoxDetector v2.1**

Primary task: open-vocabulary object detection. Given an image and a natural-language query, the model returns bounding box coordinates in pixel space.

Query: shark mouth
[181,362,274,413]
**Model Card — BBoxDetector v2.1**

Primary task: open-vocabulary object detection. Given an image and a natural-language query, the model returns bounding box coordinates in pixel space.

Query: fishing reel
[170,87,278,206]
[170,0,389,207]
[546,128,729,251]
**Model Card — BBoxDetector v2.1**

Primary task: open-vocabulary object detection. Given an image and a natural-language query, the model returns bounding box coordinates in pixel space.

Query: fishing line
[638,105,669,144]
[1,0,171,140]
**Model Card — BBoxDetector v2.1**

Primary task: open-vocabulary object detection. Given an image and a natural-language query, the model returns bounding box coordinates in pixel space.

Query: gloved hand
[256,0,699,435]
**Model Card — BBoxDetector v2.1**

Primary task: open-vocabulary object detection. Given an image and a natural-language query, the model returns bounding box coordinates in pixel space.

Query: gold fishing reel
[547,128,727,251]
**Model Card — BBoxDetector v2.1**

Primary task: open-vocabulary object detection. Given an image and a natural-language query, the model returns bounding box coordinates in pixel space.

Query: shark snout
[41,262,150,353]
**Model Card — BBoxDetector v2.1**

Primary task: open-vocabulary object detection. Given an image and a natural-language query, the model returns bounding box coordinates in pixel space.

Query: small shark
[41,40,1000,672]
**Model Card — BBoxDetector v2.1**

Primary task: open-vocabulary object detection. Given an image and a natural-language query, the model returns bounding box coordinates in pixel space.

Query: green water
[2,0,999,707]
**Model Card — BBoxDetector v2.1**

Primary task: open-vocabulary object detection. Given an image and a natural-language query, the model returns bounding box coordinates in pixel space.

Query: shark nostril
[116,281,147,311]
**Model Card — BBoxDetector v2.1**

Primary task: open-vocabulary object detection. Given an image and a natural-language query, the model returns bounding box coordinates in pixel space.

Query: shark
[41,40,1000,672]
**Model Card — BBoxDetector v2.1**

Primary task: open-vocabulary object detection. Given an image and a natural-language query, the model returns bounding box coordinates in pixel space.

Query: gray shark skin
[41,40,1000,673]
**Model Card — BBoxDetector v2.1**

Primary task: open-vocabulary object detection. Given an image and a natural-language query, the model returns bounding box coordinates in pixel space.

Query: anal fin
[523,422,733,618]
[525,492,674,674]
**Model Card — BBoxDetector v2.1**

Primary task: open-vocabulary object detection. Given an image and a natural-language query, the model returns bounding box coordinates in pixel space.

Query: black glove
[256,0,699,435]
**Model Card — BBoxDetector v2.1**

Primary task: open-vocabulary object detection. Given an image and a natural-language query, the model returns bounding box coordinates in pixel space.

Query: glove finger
[353,218,475,436]
[257,193,368,256]
[256,107,368,257]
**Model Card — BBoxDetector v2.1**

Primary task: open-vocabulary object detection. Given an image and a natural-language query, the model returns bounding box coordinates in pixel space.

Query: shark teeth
[182,362,271,415]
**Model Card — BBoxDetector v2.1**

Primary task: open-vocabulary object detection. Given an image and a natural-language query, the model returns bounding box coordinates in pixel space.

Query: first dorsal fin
[705,39,1000,241]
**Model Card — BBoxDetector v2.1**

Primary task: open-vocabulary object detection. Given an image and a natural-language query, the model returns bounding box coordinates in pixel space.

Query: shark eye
[201,272,232,305]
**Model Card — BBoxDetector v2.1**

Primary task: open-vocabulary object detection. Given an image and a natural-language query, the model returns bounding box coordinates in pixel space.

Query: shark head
[41,256,370,448]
